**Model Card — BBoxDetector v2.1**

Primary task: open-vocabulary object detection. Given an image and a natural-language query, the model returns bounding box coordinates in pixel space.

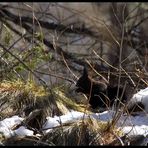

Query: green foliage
[26,45,52,70]
[35,32,44,41]
[14,43,52,74]
[0,30,52,80]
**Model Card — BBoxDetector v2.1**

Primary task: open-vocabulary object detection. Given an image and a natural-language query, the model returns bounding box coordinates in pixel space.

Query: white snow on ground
[14,126,34,137]
[0,110,148,143]
[0,115,34,138]
[0,87,148,144]
[0,115,23,128]
[130,87,148,112]
[42,110,148,136]
[43,110,88,130]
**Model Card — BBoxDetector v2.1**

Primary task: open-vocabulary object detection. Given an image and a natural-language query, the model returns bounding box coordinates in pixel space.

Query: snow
[122,125,148,136]
[42,109,148,141]
[0,116,34,138]
[0,87,148,145]
[130,87,148,112]
[0,115,23,128]
[0,110,148,144]
[91,110,114,121]
[43,110,88,130]
[14,126,34,137]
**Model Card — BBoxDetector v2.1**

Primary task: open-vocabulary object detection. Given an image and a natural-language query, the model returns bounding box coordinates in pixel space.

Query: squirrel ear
[83,66,88,77]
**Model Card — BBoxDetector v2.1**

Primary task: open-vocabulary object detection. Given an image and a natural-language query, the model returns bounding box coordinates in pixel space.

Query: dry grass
[41,117,123,146]
[0,79,126,146]
[0,79,90,119]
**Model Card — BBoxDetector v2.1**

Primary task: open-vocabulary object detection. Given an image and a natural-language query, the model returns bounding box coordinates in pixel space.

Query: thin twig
[35,70,75,84]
